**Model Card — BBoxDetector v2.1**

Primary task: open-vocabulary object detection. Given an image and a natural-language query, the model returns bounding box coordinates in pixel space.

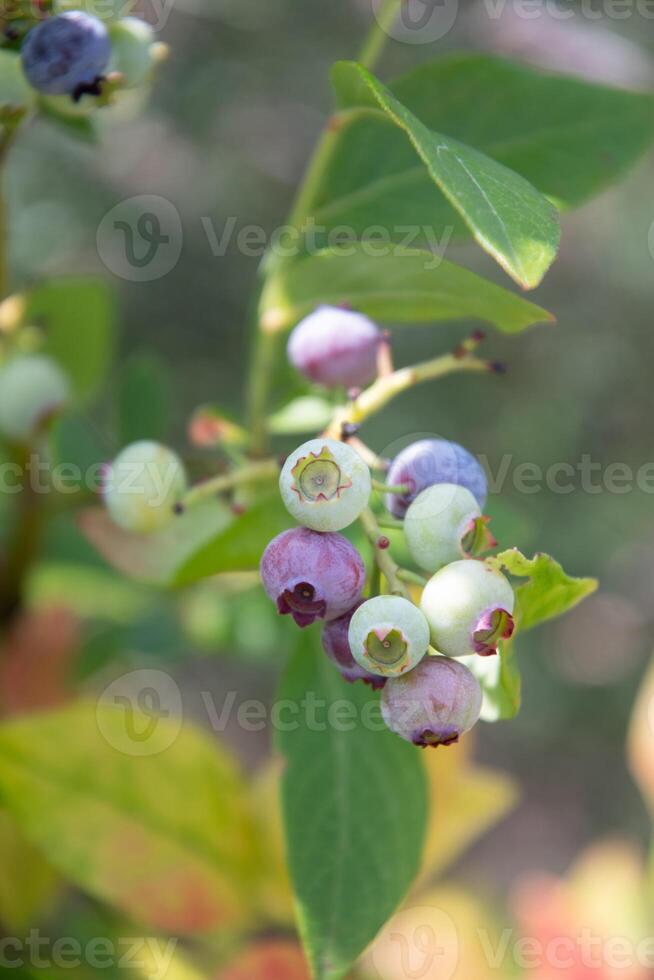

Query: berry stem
[0,443,45,625]
[359,506,410,598]
[180,458,279,509]
[376,515,405,530]
[397,568,429,588]
[357,0,404,71]
[325,351,491,438]
[372,479,411,495]
[249,112,361,449]
[0,110,25,302]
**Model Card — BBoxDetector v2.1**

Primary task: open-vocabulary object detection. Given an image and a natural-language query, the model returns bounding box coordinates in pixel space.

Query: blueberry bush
[0,2,653,977]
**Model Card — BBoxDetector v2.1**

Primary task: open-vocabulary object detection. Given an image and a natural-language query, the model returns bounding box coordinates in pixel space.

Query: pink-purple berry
[260,527,366,627]
[385,439,488,519]
[287,306,382,389]
[321,603,386,690]
[381,656,482,747]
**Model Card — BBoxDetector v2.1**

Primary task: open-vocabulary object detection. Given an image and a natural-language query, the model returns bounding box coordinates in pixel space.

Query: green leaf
[79,485,290,587]
[267,396,334,435]
[463,640,521,723]
[174,491,291,586]
[261,245,553,333]
[117,352,172,444]
[78,498,236,586]
[25,279,115,400]
[469,549,598,720]
[0,49,34,110]
[0,809,59,931]
[389,54,654,210]
[0,701,259,934]
[493,548,598,632]
[329,62,560,289]
[277,631,427,980]
[317,55,654,258]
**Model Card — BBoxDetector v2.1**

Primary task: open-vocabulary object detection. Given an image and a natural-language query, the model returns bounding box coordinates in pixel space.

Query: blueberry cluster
[15,9,156,103]
[260,306,517,749]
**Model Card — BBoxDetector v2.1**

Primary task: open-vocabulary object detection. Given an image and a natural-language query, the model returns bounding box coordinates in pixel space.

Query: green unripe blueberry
[103,440,187,534]
[381,656,482,747]
[404,483,495,572]
[0,354,70,442]
[108,17,156,88]
[348,595,430,677]
[420,559,515,658]
[279,437,371,532]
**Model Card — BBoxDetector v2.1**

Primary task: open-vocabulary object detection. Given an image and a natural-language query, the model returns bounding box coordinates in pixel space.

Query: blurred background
[4,0,654,976]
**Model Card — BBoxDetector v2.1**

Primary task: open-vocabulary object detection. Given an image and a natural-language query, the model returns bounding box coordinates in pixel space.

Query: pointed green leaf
[463,639,521,722]
[318,55,654,260]
[261,245,553,334]
[330,62,560,289]
[494,548,598,632]
[277,631,427,980]
[389,54,654,210]
[174,491,291,586]
[78,499,236,586]
[267,396,334,436]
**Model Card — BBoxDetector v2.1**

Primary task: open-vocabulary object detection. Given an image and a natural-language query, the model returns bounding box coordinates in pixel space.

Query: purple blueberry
[287,306,382,389]
[321,603,386,690]
[385,439,487,519]
[21,12,111,98]
[260,527,366,628]
[381,656,482,748]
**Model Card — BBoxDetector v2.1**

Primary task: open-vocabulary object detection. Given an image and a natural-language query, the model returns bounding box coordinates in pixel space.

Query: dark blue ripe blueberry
[21,11,111,99]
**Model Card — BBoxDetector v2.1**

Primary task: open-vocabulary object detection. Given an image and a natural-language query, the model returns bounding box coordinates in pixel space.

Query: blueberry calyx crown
[460,515,496,557]
[472,606,515,656]
[364,627,408,668]
[72,75,104,102]
[412,727,460,748]
[290,446,351,503]
[278,581,326,628]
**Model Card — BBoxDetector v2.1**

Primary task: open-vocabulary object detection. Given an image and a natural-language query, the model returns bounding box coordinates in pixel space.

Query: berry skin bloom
[21,11,111,98]
[404,483,495,573]
[385,438,487,519]
[260,527,366,627]
[103,440,188,534]
[348,595,430,678]
[321,603,386,690]
[279,437,371,532]
[0,354,70,442]
[287,306,382,389]
[420,559,515,658]
[381,656,483,747]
